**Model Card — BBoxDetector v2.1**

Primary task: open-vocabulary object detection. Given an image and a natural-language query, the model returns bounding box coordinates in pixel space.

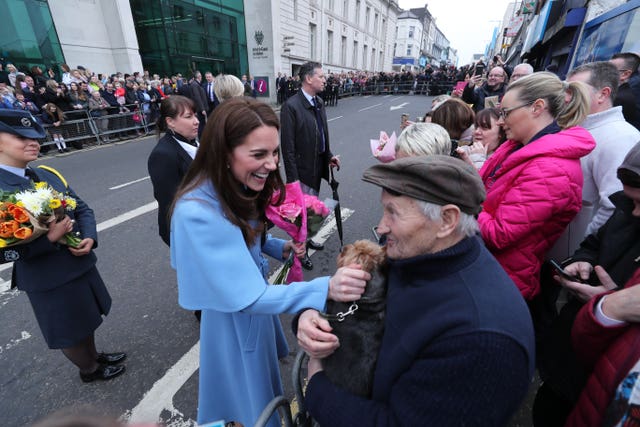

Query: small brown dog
[322,239,387,398]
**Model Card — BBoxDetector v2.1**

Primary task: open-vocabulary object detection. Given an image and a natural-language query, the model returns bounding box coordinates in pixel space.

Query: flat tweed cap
[362,155,486,215]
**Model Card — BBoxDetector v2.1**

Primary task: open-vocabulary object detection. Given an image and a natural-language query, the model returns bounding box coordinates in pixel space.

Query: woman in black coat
[0,109,125,383]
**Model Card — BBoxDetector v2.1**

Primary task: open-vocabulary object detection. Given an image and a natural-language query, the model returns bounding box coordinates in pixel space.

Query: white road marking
[110,176,150,190]
[389,102,409,111]
[358,103,382,112]
[124,207,354,424]
[0,331,31,354]
[327,116,343,122]
[0,201,159,294]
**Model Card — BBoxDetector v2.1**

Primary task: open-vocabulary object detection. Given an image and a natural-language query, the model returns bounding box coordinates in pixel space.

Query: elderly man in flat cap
[296,155,535,426]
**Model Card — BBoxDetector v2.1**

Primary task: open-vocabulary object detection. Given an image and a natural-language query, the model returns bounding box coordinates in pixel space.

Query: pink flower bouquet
[370,130,397,163]
[266,181,307,284]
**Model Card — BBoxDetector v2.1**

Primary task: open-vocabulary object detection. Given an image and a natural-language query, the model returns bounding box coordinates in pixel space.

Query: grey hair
[214,74,245,102]
[416,200,480,238]
[506,71,590,129]
[567,61,620,101]
[396,123,451,157]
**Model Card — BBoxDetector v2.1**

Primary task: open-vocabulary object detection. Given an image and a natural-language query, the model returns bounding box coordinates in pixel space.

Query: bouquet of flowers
[0,182,82,248]
[266,181,333,284]
[370,130,397,163]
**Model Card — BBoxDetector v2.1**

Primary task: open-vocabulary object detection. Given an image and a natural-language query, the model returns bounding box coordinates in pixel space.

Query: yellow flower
[49,199,62,209]
[65,198,76,210]
[35,182,48,190]
[0,239,6,248]
[15,201,24,208]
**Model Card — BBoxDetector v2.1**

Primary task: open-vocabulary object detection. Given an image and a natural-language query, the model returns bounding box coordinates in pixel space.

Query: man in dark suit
[280,61,341,270]
[611,52,640,130]
[178,71,208,137]
[202,71,219,115]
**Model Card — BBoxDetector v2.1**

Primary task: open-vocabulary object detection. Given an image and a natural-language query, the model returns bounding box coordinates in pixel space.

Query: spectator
[536,142,640,427]
[88,91,111,142]
[41,103,69,153]
[457,107,506,170]
[13,92,40,115]
[610,52,640,130]
[297,155,535,426]
[5,63,19,87]
[60,64,72,85]
[430,98,475,148]
[30,66,48,89]
[68,82,89,111]
[510,63,534,84]
[213,74,244,103]
[565,61,640,239]
[395,122,451,158]
[462,66,507,112]
[478,71,595,302]
[177,71,207,137]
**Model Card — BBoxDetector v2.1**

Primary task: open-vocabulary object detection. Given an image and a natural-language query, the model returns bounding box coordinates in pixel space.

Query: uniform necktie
[312,97,326,153]
[208,83,214,102]
[24,168,39,182]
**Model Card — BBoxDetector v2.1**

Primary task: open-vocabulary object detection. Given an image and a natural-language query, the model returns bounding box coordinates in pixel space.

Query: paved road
[0,94,536,426]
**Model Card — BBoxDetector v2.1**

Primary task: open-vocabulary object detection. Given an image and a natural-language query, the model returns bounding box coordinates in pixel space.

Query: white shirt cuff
[595,295,627,327]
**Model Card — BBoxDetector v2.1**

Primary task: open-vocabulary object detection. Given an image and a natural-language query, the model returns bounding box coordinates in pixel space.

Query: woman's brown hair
[430,98,475,140]
[173,97,284,245]
[156,95,195,134]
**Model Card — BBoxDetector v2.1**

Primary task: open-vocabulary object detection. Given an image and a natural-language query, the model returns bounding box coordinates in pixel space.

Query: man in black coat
[462,66,507,112]
[611,53,640,131]
[201,71,219,115]
[178,71,208,136]
[280,62,340,270]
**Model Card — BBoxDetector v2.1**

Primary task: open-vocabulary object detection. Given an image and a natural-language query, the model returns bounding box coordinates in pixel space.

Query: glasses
[498,102,533,119]
[488,73,505,79]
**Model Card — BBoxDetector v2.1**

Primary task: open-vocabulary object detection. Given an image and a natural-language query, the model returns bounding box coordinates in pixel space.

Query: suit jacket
[280,90,333,192]
[0,167,98,293]
[189,80,208,114]
[201,81,219,112]
[148,133,193,245]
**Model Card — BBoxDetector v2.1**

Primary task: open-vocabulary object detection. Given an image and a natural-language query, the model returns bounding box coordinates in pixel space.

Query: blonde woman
[213,74,245,103]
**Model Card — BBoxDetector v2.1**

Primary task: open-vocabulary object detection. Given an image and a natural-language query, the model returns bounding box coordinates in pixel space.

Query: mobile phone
[371,226,381,242]
[549,259,587,283]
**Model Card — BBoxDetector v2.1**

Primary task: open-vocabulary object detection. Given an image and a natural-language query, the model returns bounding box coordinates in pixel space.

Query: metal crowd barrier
[332,80,455,98]
[38,103,154,150]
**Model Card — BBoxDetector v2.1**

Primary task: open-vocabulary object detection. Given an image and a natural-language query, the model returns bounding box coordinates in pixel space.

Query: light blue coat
[170,182,329,427]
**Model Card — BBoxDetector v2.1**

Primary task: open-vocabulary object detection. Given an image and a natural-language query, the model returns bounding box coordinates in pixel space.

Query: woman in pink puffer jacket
[478,72,596,301]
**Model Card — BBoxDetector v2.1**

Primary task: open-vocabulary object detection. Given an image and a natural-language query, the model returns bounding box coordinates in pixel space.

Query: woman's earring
[226,164,230,169]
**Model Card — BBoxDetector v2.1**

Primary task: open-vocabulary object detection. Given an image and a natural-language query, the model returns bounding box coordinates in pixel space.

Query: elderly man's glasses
[498,102,533,119]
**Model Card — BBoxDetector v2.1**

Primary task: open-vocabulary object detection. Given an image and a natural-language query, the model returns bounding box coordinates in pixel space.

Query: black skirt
[26,266,112,349]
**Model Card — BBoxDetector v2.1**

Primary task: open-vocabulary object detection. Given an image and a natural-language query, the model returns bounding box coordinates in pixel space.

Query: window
[310,24,317,60]
[293,0,298,21]
[353,41,358,67]
[365,6,370,31]
[341,36,347,65]
[407,44,412,56]
[371,47,376,70]
[409,26,415,38]
[363,44,368,69]
[328,0,334,11]
[374,12,379,34]
[327,30,334,63]
[343,0,349,20]
[355,0,360,25]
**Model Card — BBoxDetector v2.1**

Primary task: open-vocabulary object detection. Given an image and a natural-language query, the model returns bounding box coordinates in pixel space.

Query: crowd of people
[4,47,640,427]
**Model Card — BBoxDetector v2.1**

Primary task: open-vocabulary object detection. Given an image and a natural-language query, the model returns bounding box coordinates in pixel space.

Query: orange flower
[0,220,20,238]
[13,227,32,240]
[7,205,29,223]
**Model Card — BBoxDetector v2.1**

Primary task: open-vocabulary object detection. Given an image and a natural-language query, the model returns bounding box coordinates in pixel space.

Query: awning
[543,7,586,44]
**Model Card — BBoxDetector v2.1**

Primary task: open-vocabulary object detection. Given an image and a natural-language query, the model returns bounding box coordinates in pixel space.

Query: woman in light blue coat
[170,98,369,427]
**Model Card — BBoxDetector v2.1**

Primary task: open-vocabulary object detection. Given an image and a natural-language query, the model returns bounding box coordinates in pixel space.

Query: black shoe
[96,352,126,365]
[63,148,70,152]
[194,310,202,322]
[301,254,314,271]
[307,240,324,251]
[58,149,64,153]
[80,364,125,383]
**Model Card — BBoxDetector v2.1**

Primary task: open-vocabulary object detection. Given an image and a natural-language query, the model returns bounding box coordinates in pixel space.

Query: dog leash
[320,296,386,322]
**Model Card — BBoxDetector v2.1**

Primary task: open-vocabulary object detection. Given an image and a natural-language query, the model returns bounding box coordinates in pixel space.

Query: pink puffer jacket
[478,127,595,300]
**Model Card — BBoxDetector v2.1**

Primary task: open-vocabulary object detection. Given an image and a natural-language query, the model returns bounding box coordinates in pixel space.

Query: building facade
[2,0,403,103]
[392,10,424,71]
